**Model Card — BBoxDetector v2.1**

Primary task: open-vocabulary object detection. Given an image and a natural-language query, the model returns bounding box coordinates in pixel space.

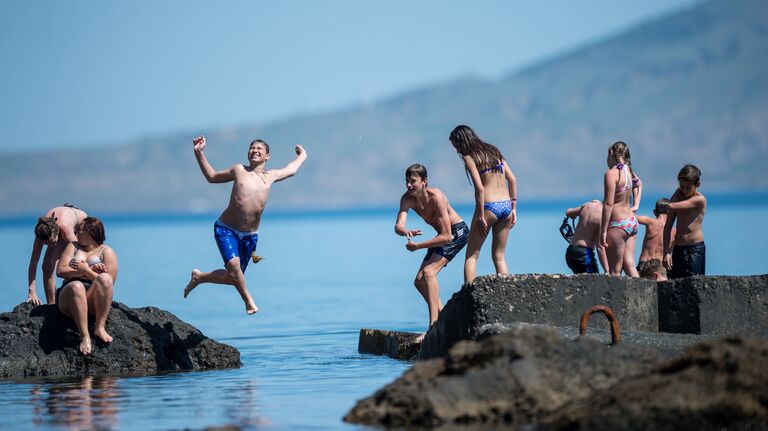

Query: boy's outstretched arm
[192,135,236,183]
[395,196,421,238]
[272,145,308,182]
[565,204,584,219]
[406,194,452,252]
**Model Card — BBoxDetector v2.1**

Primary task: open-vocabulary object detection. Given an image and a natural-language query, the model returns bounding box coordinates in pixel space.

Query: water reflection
[31,376,119,430]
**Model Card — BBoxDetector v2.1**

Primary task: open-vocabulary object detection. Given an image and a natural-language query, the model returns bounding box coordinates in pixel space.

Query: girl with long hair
[449,125,517,283]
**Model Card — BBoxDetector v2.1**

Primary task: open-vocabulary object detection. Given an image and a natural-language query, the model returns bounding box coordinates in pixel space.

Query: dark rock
[479,322,710,358]
[544,336,768,431]
[358,328,422,360]
[344,325,661,428]
[658,274,768,336]
[0,302,240,378]
[418,274,658,359]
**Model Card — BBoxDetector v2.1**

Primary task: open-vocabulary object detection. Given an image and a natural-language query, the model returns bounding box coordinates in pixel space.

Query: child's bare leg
[88,273,114,343]
[606,229,627,276]
[58,283,92,355]
[491,219,510,275]
[184,268,223,297]
[623,234,640,278]
[223,259,258,315]
[464,215,488,283]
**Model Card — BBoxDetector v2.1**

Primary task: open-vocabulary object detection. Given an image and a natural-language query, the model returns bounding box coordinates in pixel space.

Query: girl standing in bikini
[600,141,641,276]
[449,125,517,283]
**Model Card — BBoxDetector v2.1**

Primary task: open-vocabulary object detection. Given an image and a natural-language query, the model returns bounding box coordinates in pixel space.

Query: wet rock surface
[544,336,768,431]
[0,301,240,378]
[344,325,662,428]
[358,328,422,360]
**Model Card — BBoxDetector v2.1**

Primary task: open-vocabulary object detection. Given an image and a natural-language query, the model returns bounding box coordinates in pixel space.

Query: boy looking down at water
[184,135,307,314]
[395,164,468,339]
[636,198,674,270]
[564,200,608,274]
[663,164,706,279]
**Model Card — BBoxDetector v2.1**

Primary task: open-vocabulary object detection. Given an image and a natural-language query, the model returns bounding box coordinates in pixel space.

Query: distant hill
[2,0,767,217]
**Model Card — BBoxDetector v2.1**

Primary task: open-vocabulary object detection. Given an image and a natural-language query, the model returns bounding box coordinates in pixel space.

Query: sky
[0,0,702,153]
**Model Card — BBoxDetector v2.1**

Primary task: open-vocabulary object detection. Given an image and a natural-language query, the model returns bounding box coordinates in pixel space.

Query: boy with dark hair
[638,259,667,281]
[27,204,88,305]
[184,135,307,314]
[395,164,468,338]
[663,164,706,278]
[636,198,674,270]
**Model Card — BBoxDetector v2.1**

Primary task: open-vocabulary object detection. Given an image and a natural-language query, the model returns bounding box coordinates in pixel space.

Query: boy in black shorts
[663,165,707,278]
[395,164,468,337]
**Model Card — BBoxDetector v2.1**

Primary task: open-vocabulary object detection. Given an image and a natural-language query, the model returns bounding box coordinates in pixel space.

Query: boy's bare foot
[184,269,201,298]
[93,326,113,344]
[80,336,92,355]
[246,300,259,315]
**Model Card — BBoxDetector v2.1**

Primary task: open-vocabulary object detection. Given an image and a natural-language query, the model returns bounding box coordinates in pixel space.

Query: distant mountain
[2,0,767,217]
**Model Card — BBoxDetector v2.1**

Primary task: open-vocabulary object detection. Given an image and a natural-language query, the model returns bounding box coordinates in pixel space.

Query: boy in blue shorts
[395,164,468,336]
[184,135,307,314]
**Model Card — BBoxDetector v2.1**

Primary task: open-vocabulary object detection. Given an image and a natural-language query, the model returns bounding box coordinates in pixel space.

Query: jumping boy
[27,204,88,305]
[184,135,307,314]
[564,200,608,274]
[395,164,468,337]
[636,198,674,269]
[663,165,706,279]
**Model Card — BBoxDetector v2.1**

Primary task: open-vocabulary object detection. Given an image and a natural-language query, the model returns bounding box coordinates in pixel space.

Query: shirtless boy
[663,165,706,279]
[395,164,468,335]
[27,204,88,305]
[636,198,674,270]
[184,136,307,314]
[564,200,608,274]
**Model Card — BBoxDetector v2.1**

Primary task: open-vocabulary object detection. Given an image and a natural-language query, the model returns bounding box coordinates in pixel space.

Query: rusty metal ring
[579,305,621,345]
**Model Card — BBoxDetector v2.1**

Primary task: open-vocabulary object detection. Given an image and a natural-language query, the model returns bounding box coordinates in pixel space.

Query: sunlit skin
[56,227,118,355]
[27,206,87,305]
[600,150,640,277]
[663,178,706,270]
[395,173,463,340]
[636,207,675,264]
[565,200,609,273]
[184,135,307,315]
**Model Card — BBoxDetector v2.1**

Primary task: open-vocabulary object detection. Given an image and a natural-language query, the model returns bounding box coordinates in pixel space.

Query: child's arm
[272,145,308,182]
[56,243,81,279]
[26,237,44,305]
[630,176,642,212]
[463,155,488,234]
[503,160,517,227]
[192,135,236,183]
[662,193,678,270]
[100,247,119,283]
[600,169,618,247]
[636,215,654,226]
[667,194,706,211]
[565,204,584,219]
[394,196,421,238]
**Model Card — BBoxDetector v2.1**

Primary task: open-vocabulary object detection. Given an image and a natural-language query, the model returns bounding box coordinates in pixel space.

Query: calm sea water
[0,198,766,430]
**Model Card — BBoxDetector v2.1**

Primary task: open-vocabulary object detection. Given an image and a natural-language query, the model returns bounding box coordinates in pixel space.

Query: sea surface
[0,196,766,430]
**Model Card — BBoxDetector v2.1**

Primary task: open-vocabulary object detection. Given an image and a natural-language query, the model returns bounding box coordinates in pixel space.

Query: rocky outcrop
[358,329,422,360]
[0,302,240,378]
[544,336,768,430]
[344,325,662,428]
[658,275,768,336]
[418,274,659,359]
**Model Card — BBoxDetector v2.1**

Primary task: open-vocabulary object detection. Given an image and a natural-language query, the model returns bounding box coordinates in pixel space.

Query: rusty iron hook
[579,305,621,345]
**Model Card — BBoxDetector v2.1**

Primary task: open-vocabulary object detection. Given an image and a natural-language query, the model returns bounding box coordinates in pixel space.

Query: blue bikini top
[479,161,504,175]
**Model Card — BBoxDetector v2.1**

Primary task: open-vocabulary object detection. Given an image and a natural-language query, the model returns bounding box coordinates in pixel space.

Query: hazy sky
[0,0,701,152]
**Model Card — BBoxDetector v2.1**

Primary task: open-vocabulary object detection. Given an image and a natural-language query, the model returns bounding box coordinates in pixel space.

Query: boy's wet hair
[654,198,670,215]
[678,164,701,186]
[250,139,270,154]
[78,217,106,245]
[405,164,428,180]
[638,259,666,279]
[35,217,59,242]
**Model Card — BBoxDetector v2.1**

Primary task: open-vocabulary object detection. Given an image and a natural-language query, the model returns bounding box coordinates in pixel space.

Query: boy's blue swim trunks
[214,220,259,274]
[423,220,469,265]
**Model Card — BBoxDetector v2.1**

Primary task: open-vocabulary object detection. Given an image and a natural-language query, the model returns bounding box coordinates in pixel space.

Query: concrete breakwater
[0,301,240,378]
[349,274,768,428]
